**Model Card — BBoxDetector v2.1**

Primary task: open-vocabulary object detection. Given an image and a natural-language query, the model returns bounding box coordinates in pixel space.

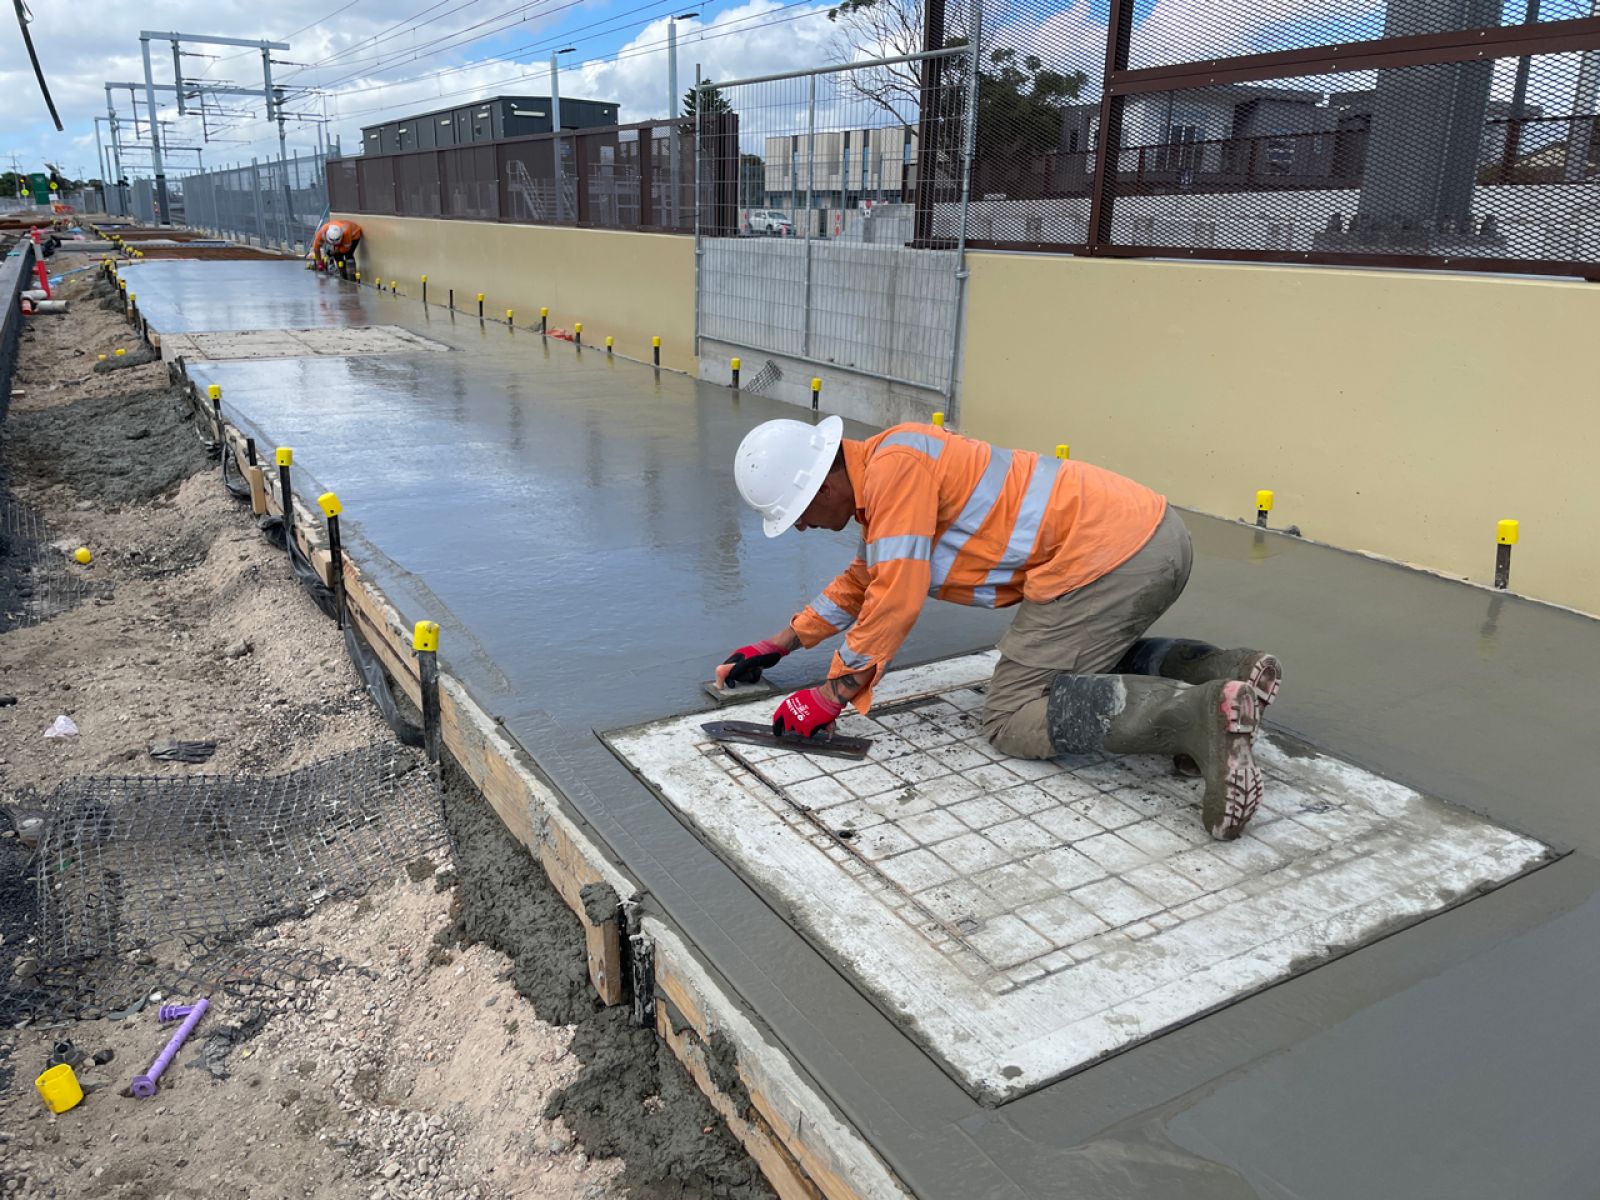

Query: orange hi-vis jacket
[791,424,1167,712]
[313,220,362,255]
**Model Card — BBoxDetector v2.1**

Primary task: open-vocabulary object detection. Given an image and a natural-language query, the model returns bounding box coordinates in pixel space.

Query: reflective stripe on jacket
[790,424,1166,711]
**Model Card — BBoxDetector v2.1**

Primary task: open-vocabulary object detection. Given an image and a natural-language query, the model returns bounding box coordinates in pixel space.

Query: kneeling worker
[719,417,1281,840]
[309,219,363,279]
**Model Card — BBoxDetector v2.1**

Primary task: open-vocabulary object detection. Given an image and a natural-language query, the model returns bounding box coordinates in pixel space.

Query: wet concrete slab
[613,652,1551,1104]
[120,258,1600,1199]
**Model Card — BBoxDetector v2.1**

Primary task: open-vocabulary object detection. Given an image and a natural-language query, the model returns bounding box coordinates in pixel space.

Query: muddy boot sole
[1245,652,1282,710]
[1202,680,1263,841]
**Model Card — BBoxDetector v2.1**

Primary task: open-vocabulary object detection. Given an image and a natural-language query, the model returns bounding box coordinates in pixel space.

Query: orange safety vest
[791,424,1166,712]
[314,220,363,255]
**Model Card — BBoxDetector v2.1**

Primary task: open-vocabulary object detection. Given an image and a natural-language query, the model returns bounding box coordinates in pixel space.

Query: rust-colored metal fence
[941,0,1600,278]
[326,118,701,232]
[326,5,1600,280]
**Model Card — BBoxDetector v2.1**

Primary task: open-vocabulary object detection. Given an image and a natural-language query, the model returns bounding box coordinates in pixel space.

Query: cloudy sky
[0,0,1562,183]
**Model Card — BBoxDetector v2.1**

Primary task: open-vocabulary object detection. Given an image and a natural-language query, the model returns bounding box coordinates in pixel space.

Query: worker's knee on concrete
[981,693,1055,761]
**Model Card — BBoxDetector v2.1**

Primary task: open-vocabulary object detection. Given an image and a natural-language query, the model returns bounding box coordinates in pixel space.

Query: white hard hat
[734,415,843,538]
[325,222,344,242]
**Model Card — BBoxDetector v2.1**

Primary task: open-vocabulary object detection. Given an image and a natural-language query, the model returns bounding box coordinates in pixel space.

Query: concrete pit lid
[609,652,1553,1104]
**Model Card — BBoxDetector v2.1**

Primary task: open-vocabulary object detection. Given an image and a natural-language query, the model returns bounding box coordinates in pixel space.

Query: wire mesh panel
[1107,51,1600,269]
[696,52,972,392]
[35,744,446,965]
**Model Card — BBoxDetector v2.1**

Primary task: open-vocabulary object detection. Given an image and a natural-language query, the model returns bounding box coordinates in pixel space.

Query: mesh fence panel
[695,53,971,391]
[179,155,330,250]
[1108,52,1600,266]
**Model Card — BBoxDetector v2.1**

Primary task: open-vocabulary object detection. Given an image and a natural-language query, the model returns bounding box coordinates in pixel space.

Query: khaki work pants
[981,507,1193,759]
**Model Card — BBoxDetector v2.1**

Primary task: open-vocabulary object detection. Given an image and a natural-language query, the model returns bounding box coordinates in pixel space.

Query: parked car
[748,209,795,236]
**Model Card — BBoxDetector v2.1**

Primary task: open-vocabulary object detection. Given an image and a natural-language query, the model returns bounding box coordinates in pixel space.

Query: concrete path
[125,259,1600,1200]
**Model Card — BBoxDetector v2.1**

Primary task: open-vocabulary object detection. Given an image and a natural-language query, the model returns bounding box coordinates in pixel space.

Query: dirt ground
[0,260,767,1199]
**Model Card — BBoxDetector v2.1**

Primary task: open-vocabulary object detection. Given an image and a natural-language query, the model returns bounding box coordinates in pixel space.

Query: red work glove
[716,639,789,687]
[772,688,844,740]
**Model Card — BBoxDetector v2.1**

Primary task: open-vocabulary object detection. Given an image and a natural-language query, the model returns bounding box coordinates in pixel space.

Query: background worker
[308,218,363,279]
[718,416,1282,841]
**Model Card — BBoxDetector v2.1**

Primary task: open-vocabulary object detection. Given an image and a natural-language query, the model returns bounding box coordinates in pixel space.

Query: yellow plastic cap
[506,309,514,320]
[605,335,614,347]
[1256,489,1275,512]
[355,272,361,281]
[412,620,440,653]
[540,306,549,317]
[932,412,945,427]
[1055,443,1070,459]
[421,274,428,283]
[114,349,126,357]
[275,447,293,467]
[811,377,822,392]
[1497,518,1520,545]
[476,292,484,302]
[73,547,92,565]
[574,322,583,333]
[317,491,343,518]
[652,336,661,348]
[35,1064,83,1114]
[128,293,135,302]
[207,384,221,401]
[730,357,741,370]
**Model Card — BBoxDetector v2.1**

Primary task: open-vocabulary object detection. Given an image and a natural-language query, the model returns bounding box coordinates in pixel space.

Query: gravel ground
[0,262,769,1200]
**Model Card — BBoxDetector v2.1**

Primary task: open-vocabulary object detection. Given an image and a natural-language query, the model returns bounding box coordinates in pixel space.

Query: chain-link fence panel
[180,154,329,251]
[695,48,974,394]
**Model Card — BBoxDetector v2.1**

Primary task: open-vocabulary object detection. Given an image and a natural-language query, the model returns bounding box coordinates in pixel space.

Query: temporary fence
[180,152,331,252]
[692,48,977,396]
[324,118,694,231]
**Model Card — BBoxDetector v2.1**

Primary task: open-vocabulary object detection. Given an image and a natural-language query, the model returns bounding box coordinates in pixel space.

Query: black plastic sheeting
[254,510,423,749]
[221,441,252,501]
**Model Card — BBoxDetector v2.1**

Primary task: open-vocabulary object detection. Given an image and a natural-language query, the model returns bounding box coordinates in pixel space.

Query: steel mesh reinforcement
[0,492,107,632]
[8,744,447,1022]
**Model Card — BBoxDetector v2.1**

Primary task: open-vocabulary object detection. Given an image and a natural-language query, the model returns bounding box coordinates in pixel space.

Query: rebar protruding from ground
[131,998,209,1098]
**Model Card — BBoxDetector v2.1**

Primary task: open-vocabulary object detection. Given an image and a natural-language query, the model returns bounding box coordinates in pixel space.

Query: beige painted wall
[338,215,697,372]
[961,254,1599,614]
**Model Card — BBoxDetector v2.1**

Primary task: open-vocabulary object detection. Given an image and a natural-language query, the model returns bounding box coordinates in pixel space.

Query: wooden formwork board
[178,370,898,1200]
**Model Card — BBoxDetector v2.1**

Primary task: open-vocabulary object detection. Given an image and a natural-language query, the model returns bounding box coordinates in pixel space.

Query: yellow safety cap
[97,354,106,362]
[207,384,221,401]
[540,306,549,317]
[275,447,293,467]
[114,348,126,357]
[317,491,343,518]
[574,322,583,333]
[476,292,484,302]
[730,357,741,370]
[412,620,440,653]
[35,1064,83,1115]
[1256,489,1275,512]
[128,292,135,302]
[355,272,361,281]
[605,335,614,347]
[421,274,428,283]
[810,377,822,392]
[932,412,945,427]
[1497,518,1520,546]
[652,336,661,348]
[1056,443,1070,459]
[73,547,92,565]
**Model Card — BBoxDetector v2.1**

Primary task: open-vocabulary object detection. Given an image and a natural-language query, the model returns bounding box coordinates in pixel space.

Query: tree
[961,45,1087,159]
[683,80,733,122]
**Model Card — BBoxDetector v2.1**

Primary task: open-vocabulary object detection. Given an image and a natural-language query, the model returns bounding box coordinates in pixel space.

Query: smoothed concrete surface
[122,258,1600,1199]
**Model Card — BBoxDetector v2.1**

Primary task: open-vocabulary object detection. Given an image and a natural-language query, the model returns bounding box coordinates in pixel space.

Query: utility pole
[667,13,699,119]
[135,31,291,226]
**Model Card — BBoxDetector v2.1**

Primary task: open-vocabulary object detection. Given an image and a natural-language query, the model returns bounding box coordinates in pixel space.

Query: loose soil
[0,260,769,1199]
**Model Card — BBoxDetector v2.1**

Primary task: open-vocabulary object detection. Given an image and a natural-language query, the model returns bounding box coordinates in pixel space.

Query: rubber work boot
[1115,638,1282,711]
[1046,674,1264,840]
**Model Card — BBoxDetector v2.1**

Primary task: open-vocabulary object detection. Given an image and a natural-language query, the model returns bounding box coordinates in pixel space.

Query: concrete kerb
[165,356,901,1200]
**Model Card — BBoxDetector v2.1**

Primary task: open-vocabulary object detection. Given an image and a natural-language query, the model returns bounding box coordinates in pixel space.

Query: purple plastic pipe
[131,998,208,1098]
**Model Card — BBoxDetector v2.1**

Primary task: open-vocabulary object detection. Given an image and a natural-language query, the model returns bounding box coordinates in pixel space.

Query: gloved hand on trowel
[715,631,798,689]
